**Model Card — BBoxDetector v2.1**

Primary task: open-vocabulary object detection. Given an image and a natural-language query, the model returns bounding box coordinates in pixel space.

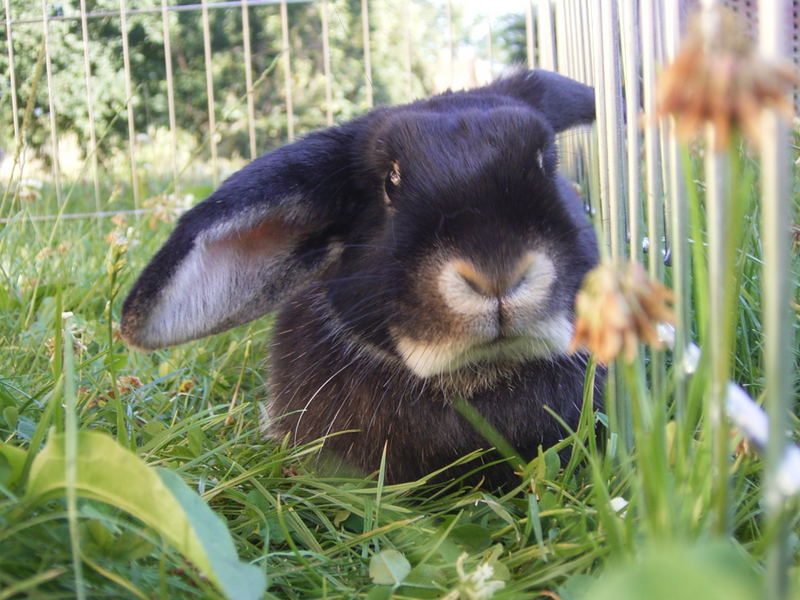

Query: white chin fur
[394,313,574,378]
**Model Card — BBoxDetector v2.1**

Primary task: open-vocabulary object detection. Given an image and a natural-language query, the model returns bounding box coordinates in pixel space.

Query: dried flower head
[111,214,128,228]
[177,379,194,394]
[570,261,676,365]
[104,228,130,252]
[657,6,798,149]
[35,242,70,261]
[117,375,143,395]
[45,326,89,360]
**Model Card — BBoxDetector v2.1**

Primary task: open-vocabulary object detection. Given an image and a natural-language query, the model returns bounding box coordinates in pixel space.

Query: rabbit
[121,69,600,489]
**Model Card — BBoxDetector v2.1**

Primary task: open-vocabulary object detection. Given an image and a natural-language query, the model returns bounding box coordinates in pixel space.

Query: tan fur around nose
[452,252,536,298]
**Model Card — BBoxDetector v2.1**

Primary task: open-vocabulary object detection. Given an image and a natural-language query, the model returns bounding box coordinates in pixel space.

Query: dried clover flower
[104,228,130,251]
[569,261,676,365]
[657,6,798,149]
[143,193,193,229]
[117,375,143,395]
[111,214,128,228]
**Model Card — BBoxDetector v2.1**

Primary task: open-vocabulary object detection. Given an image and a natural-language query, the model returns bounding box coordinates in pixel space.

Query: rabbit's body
[121,70,600,487]
[270,286,590,486]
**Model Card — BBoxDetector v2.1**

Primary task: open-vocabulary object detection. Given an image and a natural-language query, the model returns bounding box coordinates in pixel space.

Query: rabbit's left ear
[489,69,596,132]
[121,126,358,350]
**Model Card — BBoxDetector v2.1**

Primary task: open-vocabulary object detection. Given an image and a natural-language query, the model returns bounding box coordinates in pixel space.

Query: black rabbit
[121,70,600,488]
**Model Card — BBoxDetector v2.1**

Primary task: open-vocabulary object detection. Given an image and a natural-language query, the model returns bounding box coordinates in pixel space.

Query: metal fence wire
[1,0,798,594]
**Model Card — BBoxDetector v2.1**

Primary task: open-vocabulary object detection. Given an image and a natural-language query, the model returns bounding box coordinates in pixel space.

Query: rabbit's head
[121,70,599,484]
[121,71,597,384]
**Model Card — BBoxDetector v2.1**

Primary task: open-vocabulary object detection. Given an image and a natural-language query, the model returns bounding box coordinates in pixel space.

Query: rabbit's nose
[453,253,535,298]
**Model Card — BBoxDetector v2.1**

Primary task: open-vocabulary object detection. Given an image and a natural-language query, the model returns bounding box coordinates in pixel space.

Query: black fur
[121,70,601,488]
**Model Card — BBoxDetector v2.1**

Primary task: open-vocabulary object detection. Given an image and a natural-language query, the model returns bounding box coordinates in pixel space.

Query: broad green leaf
[369,549,411,585]
[450,524,493,553]
[24,430,266,600]
[582,543,761,600]
[2,405,19,429]
[0,441,27,488]
[559,573,596,600]
[365,586,393,600]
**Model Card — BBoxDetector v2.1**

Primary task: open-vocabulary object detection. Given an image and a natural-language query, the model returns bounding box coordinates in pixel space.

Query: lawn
[0,126,797,600]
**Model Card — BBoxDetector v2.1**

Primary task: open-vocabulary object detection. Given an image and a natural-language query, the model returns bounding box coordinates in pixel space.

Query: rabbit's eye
[388,162,401,185]
[384,161,401,207]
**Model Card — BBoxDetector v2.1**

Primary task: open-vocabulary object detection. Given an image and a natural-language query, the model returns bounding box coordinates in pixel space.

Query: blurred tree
[494,11,528,67]
[0,0,450,168]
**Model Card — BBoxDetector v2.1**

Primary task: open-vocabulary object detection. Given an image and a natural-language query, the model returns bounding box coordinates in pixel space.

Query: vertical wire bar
[537,0,555,71]
[575,0,594,203]
[558,1,569,77]
[360,0,373,107]
[78,0,101,219]
[600,0,626,260]
[639,0,667,419]
[119,0,139,208]
[705,122,731,535]
[561,0,570,78]
[41,0,62,206]
[565,0,579,175]
[554,0,570,176]
[589,0,613,455]
[640,0,663,279]
[525,0,535,69]
[280,0,294,140]
[663,0,689,431]
[759,1,795,597]
[565,0,583,181]
[579,0,593,86]
[446,0,454,88]
[654,0,672,262]
[3,0,20,149]
[320,0,333,126]
[242,0,258,158]
[699,0,731,538]
[595,0,632,457]
[403,0,413,99]
[589,0,610,250]
[161,0,179,190]
[569,0,580,80]
[619,0,642,260]
[580,0,600,217]
[487,13,494,79]
[201,0,219,186]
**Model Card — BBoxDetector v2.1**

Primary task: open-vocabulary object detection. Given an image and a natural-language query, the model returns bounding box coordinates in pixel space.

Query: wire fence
[2,1,797,210]
[1,0,798,594]
[1,0,514,211]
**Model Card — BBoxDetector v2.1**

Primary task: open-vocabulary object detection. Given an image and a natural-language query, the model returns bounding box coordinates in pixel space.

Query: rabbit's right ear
[121,126,358,350]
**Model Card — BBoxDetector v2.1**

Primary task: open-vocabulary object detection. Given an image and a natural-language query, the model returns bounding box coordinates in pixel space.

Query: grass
[0,142,798,600]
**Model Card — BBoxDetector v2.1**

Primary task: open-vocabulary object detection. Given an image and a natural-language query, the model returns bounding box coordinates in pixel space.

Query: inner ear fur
[121,208,341,351]
[121,126,357,351]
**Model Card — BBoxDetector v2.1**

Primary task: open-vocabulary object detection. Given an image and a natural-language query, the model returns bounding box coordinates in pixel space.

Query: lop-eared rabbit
[121,70,599,488]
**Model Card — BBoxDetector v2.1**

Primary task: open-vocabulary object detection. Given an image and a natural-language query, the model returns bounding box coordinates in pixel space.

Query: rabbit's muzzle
[391,249,573,377]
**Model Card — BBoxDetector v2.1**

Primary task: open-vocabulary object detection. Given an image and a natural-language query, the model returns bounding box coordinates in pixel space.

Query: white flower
[443,553,506,600]
[609,496,629,517]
